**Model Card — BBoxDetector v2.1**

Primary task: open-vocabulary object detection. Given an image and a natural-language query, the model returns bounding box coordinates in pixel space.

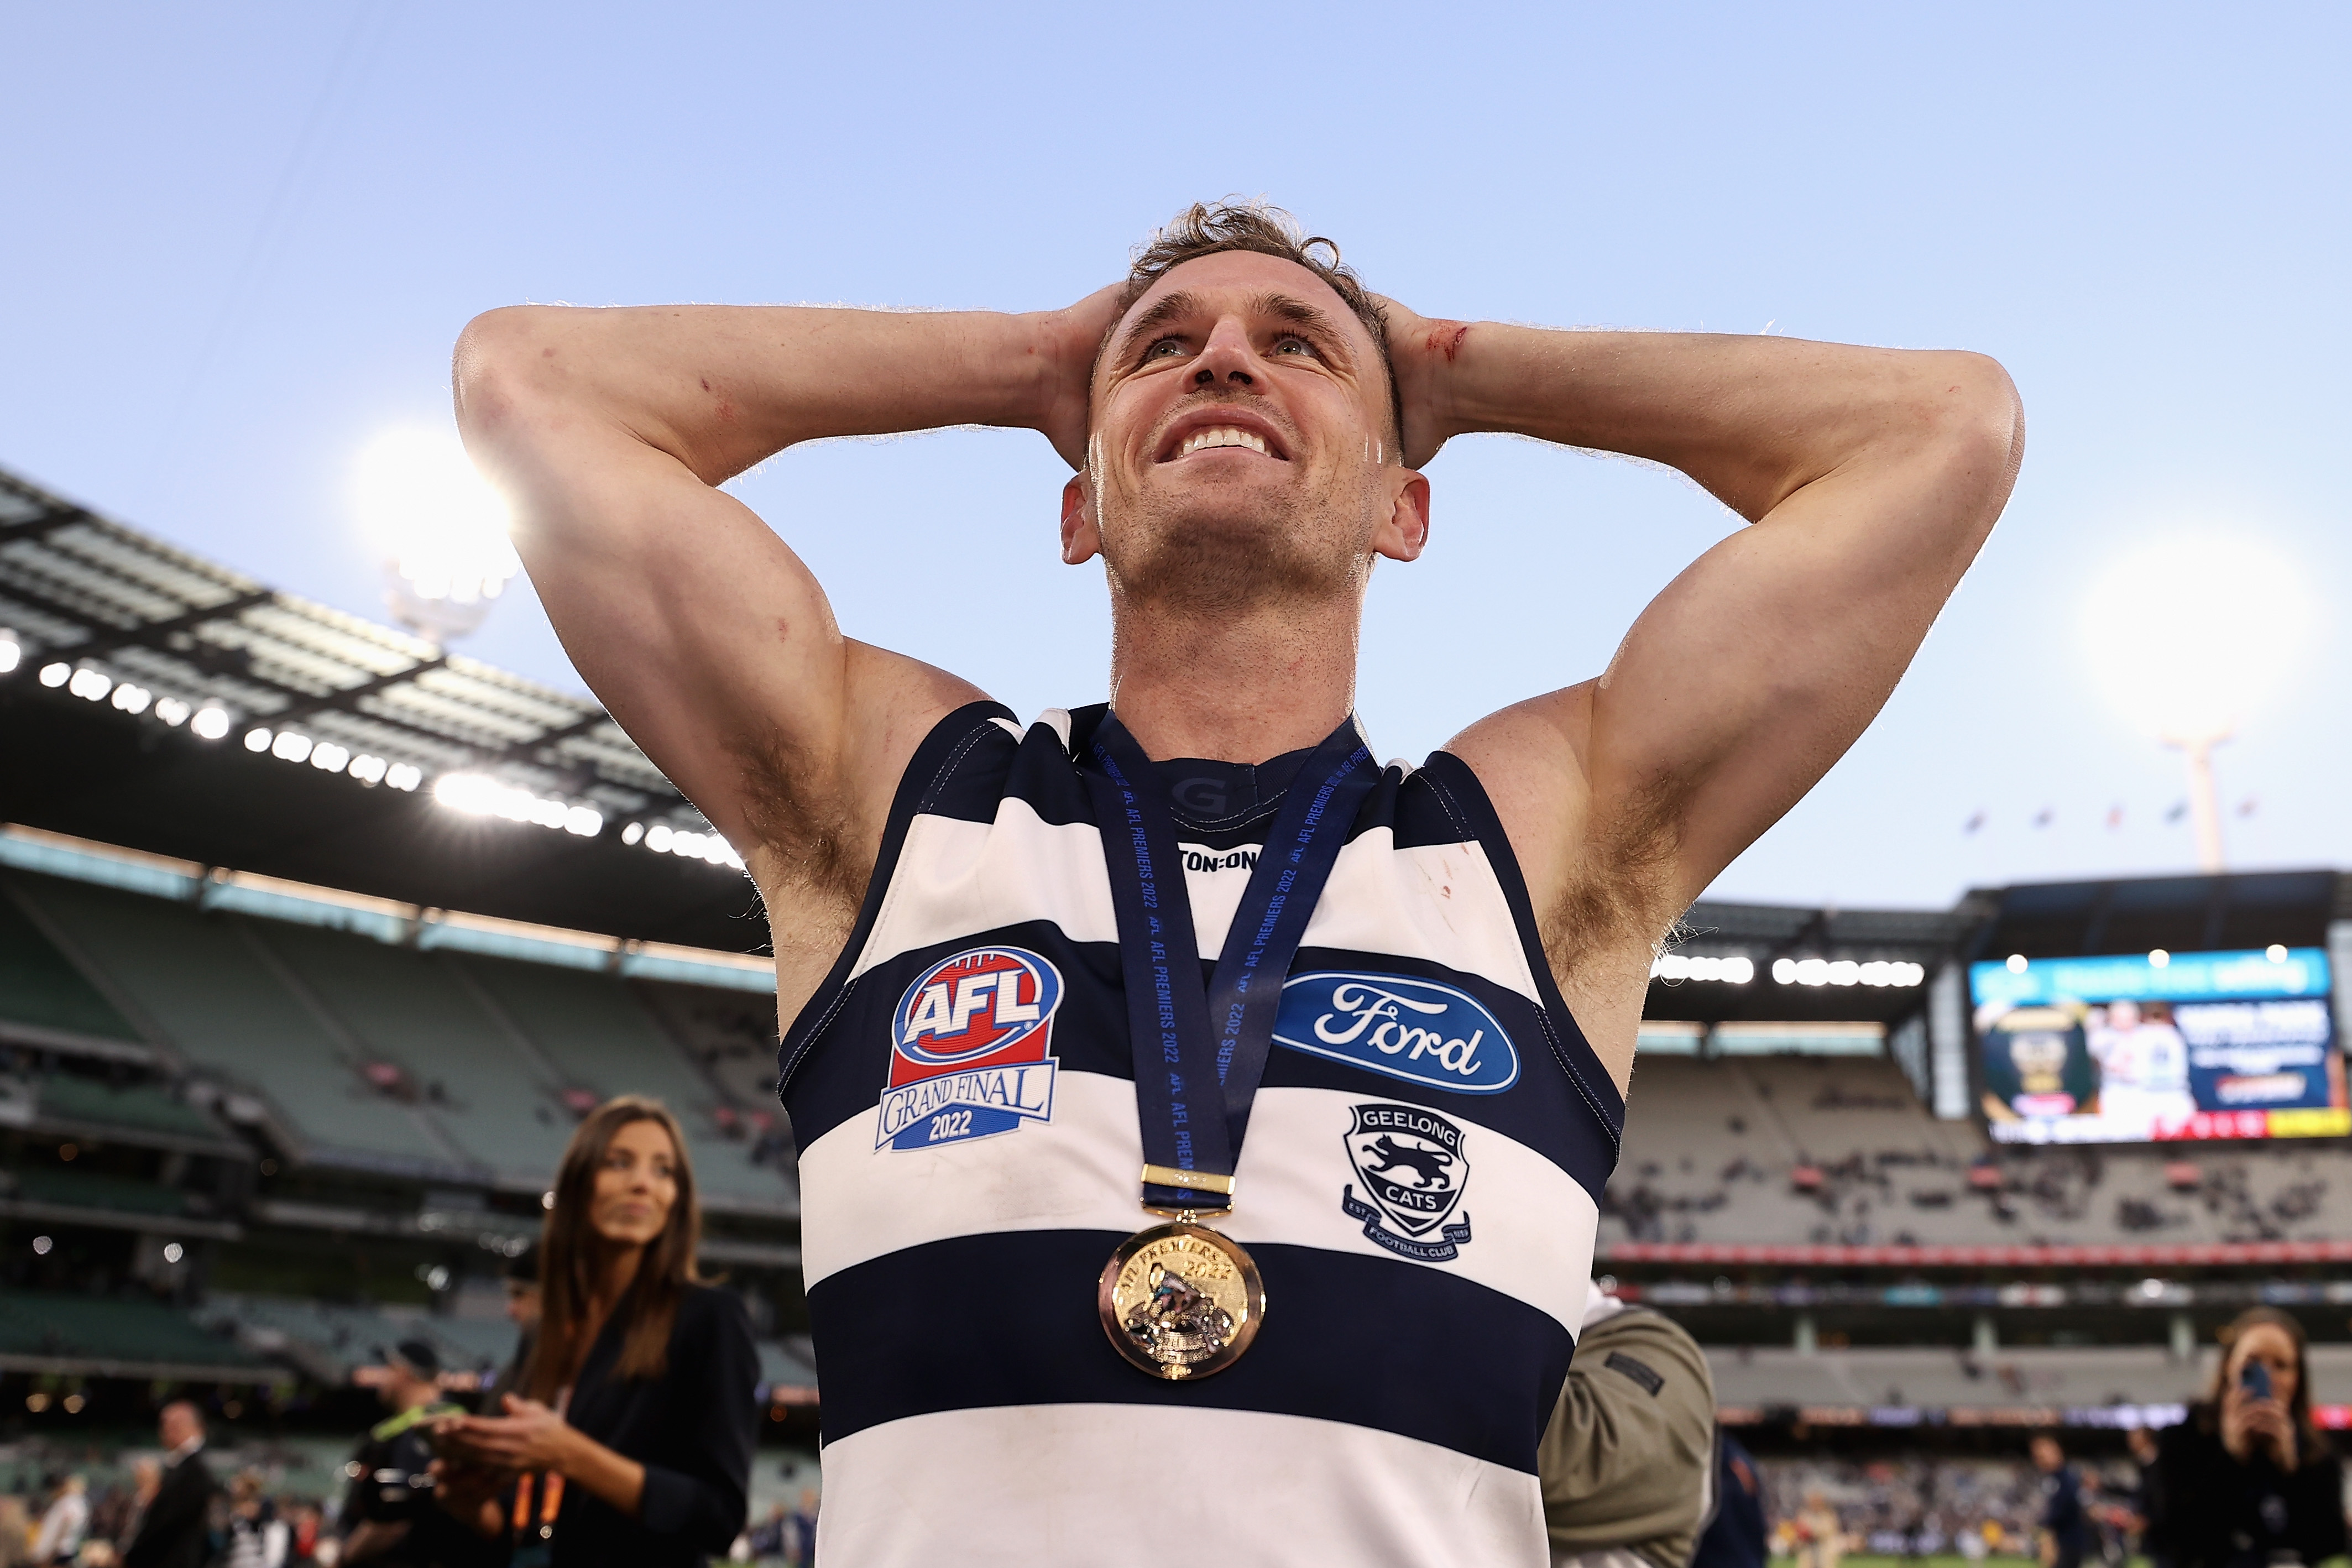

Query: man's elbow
[1921,350,2024,472]
[451,305,564,449]
[1899,349,2025,523]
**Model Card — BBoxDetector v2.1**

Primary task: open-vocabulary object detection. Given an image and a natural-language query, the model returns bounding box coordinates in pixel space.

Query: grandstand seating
[1608,1050,2352,1247]
[6,1164,194,1219]
[29,1068,238,1147]
[0,878,144,1046]
[0,1288,264,1373]
[12,871,458,1172]
[198,1292,518,1384]
[0,867,797,1210]
[452,954,792,1209]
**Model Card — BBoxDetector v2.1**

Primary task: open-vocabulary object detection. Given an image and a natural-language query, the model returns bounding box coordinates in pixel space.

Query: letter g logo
[1273,971,1519,1093]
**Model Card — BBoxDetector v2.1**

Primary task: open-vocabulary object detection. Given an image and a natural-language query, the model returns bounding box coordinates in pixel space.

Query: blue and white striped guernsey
[777,702,1625,1566]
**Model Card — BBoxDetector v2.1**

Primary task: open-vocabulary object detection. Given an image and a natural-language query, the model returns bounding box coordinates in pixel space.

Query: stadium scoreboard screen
[1971,948,2344,1143]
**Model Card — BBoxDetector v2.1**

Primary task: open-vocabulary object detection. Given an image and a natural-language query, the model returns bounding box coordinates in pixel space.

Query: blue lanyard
[1080,710,1379,1212]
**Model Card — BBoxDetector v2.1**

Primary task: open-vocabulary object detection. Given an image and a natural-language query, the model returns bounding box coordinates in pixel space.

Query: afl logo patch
[1272,972,1519,1093]
[1342,1102,1474,1262]
[876,947,1062,1152]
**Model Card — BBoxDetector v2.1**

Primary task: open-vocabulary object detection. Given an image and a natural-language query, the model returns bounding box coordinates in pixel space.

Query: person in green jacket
[1540,1283,1721,1568]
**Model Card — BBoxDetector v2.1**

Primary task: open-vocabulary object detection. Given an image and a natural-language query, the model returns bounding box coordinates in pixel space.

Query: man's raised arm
[450,294,1114,892]
[1394,313,2022,1076]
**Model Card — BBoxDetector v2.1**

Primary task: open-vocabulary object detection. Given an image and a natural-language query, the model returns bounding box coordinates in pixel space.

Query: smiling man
[453,201,2021,1565]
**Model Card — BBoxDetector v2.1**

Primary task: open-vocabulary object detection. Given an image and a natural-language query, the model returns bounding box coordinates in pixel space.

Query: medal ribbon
[1080,710,1379,1212]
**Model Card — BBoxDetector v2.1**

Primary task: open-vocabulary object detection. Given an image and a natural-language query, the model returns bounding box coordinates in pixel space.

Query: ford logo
[1272,971,1519,1094]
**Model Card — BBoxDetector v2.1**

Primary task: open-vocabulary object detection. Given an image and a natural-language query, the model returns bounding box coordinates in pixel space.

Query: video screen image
[1969,948,2343,1143]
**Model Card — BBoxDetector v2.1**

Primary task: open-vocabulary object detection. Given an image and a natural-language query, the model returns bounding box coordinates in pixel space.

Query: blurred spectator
[1790,1490,1847,1568]
[783,1492,817,1568]
[1688,1430,1768,1568]
[433,1097,759,1567]
[482,1246,545,1408]
[284,1503,322,1567]
[113,1462,160,1562]
[123,1402,215,1568]
[2145,1305,2345,1568]
[742,1506,786,1564]
[219,1474,287,1568]
[0,1497,32,1568]
[339,1340,467,1566]
[33,1476,88,1566]
[2030,1433,2086,1568]
[1538,1281,1717,1566]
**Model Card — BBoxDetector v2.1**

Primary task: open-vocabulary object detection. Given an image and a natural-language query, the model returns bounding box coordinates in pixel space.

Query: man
[2033,1432,2089,1568]
[339,1340,468,1566]
[123,1402,215,1568]
[455,200,2019,1563]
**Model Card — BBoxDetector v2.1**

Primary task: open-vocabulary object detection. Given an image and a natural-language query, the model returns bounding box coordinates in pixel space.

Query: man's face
[159,1403,200,1450]
[1063,251,1428,610]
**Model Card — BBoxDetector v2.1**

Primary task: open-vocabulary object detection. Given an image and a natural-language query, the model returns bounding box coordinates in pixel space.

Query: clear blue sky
[7,3,2346,910]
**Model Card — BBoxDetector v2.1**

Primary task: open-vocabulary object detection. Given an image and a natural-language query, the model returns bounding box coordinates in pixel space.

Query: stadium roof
[0,464,767,951]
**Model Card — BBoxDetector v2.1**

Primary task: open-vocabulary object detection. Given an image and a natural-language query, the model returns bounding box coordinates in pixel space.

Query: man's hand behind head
[1038,283,1128,470]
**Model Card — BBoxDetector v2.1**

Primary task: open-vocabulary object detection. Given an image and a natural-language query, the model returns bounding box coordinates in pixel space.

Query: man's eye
[1142,338,1186,361]
[1271,336,1318,357]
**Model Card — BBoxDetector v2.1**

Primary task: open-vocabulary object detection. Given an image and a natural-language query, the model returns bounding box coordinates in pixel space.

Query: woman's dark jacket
[555,1282,760,1566]
[2145,1404,2344,1568]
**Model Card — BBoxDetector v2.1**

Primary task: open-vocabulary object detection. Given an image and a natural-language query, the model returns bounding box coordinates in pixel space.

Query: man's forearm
[455,304,1057,487]
[1419,322,2006,523]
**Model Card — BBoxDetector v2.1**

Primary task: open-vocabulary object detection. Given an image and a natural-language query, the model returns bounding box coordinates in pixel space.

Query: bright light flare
[356,428,521,637]
[2082,536,2314,742]
[433,772,602,836]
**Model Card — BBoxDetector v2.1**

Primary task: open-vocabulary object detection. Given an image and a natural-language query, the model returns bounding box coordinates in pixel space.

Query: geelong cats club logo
[1342,1102,1474,1262]
[876,947,1062,1151]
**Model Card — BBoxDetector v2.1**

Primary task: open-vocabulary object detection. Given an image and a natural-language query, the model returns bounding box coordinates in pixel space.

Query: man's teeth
[1179,426,1270,457]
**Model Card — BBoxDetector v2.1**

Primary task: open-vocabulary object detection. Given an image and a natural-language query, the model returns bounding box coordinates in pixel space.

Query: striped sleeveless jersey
[777,702,1624,1565]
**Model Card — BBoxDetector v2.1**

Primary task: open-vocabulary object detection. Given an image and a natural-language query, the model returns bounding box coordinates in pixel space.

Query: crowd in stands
[1604,1054,2350,1248]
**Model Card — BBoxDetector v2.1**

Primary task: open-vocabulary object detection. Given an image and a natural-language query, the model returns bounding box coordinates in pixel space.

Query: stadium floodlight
[39,661,69,688]
[191,705,231,740]
[155,697,191,726]
[432,771,603,837]
[2083,535,2313,872]
[356,427,522,644]
[0,633,18,674]
[67,667,111,702]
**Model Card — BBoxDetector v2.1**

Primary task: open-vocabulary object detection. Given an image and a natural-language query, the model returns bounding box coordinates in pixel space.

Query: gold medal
[1096,1220,1265,1379]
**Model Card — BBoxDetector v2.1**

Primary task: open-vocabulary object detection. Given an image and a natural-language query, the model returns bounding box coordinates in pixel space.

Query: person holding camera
[2145,1305,2345,1568]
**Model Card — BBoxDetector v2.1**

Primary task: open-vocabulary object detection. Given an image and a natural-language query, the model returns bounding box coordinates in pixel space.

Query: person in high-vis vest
[452,198,2021,1566]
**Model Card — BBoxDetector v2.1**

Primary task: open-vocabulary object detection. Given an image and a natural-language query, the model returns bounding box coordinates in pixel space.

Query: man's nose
[1191,318,1259,389]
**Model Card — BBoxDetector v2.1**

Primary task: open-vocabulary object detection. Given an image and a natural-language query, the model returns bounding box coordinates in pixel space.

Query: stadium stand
[1606,1050,2352,1248]
[0,1289,268,1378]
[0,860,796,1210]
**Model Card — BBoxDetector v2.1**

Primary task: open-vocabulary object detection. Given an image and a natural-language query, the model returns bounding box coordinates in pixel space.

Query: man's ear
[1373,469,1431,564]
[1060,474,1101,565]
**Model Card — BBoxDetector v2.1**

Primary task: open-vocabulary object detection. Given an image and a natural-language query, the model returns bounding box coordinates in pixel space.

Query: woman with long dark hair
[2145,1304,2344,1567]
[435,1096,759,1566]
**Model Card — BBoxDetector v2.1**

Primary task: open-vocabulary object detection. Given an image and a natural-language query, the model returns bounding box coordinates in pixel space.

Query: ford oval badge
[1271,971,1519,1094]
